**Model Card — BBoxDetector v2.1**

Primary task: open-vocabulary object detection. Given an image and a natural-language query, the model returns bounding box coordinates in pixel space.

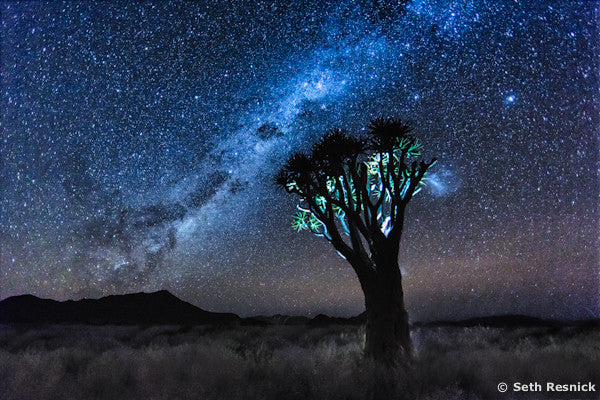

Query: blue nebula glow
[426,169,460,197]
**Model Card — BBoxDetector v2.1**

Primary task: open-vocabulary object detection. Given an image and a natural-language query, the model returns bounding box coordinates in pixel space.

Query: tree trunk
[363,259,411,365]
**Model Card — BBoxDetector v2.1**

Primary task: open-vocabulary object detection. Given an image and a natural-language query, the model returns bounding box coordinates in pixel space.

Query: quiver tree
[275,118,436,364]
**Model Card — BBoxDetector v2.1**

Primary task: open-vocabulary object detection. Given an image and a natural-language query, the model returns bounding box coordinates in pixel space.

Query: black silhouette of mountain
[244,314,310,326]
[306,313,599,328]
[308,312,367,327]
[0,290,240,325]
[413,314,600,328]
[2,292,597,329]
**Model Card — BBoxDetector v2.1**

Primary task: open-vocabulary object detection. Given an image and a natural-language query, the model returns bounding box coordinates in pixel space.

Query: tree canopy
[275,117,436,266]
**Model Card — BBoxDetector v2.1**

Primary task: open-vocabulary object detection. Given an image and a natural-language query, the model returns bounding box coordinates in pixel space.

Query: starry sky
[1,0,598,321]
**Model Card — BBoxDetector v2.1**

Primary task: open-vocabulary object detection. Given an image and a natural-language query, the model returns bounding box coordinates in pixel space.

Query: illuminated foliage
[291,211,309,231]
[276,118,436,258]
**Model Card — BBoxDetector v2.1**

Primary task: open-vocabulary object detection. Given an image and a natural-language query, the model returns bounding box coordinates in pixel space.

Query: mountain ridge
[1,291,597,328]
[0,290,240,325]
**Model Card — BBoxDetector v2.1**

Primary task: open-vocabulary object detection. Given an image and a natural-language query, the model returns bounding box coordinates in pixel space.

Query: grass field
[0,323,598,400]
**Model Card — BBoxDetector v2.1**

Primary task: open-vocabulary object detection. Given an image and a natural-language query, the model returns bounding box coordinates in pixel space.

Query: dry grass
[0,323,597,400]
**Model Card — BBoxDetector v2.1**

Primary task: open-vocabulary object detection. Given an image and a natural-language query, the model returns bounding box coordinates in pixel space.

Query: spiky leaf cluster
[291,211,323,233]
[366,117,417,153]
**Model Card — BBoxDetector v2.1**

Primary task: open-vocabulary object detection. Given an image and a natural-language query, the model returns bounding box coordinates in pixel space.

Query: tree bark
[362,257,412,365]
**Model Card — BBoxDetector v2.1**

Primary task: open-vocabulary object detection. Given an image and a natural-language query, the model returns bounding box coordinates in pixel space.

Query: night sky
[1,1,598,321]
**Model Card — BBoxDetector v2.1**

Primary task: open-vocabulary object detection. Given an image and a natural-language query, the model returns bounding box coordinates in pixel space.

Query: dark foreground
[0,323,597,400]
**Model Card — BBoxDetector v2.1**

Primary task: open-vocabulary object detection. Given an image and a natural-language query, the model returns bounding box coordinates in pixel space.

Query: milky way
[1,1,598,320]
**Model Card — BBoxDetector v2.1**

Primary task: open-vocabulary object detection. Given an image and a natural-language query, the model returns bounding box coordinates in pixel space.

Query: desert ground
[0,323,598,400]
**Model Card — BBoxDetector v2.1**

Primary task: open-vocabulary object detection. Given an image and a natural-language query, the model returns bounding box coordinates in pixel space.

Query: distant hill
[308,313,599,328]
[413,314,600,329]
[308,312,367,327]
[0,290,240,326]
[1,292,597,328]
[244,314,310,326]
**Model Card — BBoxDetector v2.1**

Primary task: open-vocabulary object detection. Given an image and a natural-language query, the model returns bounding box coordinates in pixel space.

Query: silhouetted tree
[276,118,436,365]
